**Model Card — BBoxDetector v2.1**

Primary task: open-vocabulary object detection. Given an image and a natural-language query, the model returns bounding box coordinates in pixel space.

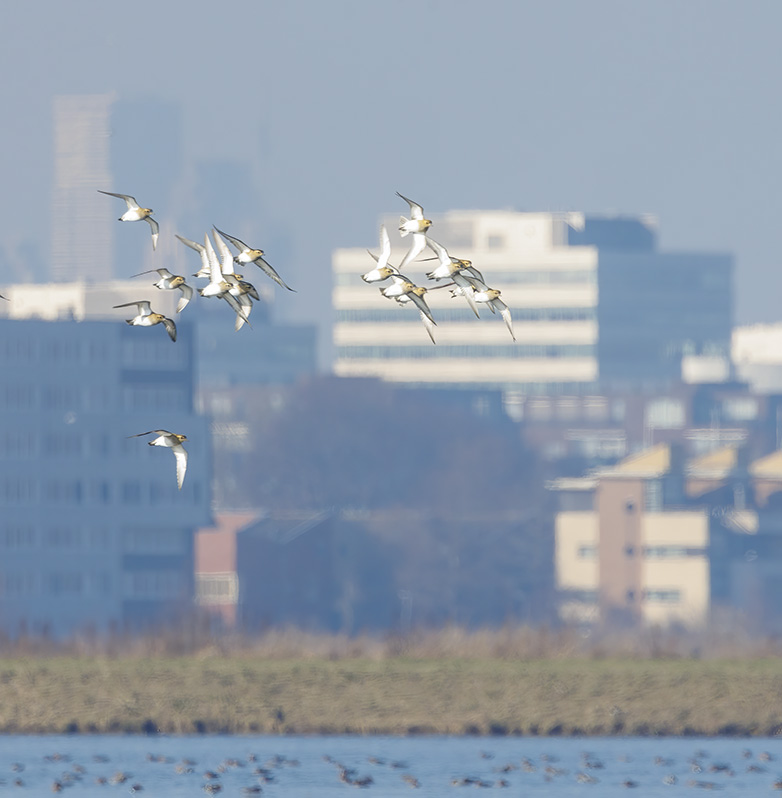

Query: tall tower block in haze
[50,93,115,283]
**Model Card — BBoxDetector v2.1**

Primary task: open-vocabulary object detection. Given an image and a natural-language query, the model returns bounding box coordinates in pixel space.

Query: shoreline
[0,656,781,737]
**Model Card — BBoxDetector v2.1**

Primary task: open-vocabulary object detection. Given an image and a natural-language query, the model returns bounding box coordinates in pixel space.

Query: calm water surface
[1,735,781,796]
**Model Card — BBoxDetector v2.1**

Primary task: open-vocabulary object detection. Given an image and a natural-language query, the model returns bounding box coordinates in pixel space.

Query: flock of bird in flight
[361,192,516,344]
[96,189,296,491]
[71,191,513,489]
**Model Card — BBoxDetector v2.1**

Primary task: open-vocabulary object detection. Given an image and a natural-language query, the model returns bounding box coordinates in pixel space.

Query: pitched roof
[750,449,782,479]
[687,445,738,478]
[607,443,670,478]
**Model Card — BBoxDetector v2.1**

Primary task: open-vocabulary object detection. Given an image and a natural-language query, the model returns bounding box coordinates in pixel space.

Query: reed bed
[0,626,781,736]
[3,620,781,661]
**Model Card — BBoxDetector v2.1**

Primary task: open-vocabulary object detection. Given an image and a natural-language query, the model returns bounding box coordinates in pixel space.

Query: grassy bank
[1,655,782,736]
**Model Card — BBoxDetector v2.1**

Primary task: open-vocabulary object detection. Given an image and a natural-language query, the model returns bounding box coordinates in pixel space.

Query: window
[47,572,84,596]
[645,480,662,511]
[90,481,111,504]
[0,339,35,362]
[1,385,36,410]
[122,527,185,555]
[88,528,110,549]
[0,526,36,549]
[0,572,37,598]
[150,481,180,505]
[335,307,597,324]
[643,589,681,604]
[42,386,81,411]
[121,481,142,504]
[643,546,704,558]
[566,589,598,603]
[88,341,109,363]
[555,398,580,420]
[0,478,37,505]
[196,573,239,605]
[90,433,111,456]
[122,386,188,411]
[43,340,81,362]
[89,572,112,596]
[527,398,552,421]
[121,338,188,369]
[645,398,685,429]
[583,397,609,422]
[85,388,112,411]
[336,344,595,360]
[44,480,83,504]
[123,570,183,600]
[212,422,251,452]
[45,527,82,548]
[722,397,759,422]
[0,430,36,458]
[42,432,83,456]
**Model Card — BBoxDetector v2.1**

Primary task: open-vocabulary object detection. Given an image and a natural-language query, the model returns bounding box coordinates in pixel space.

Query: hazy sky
[2,1,781,361]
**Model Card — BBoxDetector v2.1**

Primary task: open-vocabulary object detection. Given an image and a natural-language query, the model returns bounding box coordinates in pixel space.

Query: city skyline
[0,2,780,363]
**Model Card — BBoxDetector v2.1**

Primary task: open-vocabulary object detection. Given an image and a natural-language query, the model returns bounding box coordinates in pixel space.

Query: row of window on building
[0,526,187,553]
[336,307,597,323]
[0,570,184,599]
[0,385,190,412]
[0,429,200,459]
[337,344,595,360]
[0,337,189,367]
[577,544,706,559]
[334,268,598,288]
[0,479,202,505]
[570,588,682,604]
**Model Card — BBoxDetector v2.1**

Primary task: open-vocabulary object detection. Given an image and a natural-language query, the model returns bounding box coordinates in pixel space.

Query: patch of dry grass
[1,627,782,736]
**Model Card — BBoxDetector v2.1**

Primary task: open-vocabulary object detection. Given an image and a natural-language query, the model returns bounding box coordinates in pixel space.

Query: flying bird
[396,192,432,272]
[424,237,482,282]
[212,230,257,330]
[130,268,194,313]
[195,233,252,330]
[379,274,437,325]
[175,234,212,279]
[113,300,177,342]
[128,430,188,489]
[390,281,455,344]
[213,226,295,292]
[457,275,516,341]
[395,292,436,344]
[362,224,398,283]
[98,191,159,250]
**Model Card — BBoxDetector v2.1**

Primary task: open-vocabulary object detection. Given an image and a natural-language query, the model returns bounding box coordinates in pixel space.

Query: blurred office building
[0,317,211,637]
[732,323,782,394]
[551,441,782,632]
[333,211,732,397]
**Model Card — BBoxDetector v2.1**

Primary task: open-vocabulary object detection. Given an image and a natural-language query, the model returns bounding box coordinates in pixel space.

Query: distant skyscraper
[50,93,116,283]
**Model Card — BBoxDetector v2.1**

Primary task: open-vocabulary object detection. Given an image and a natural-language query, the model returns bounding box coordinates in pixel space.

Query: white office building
[332,211,732,395]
